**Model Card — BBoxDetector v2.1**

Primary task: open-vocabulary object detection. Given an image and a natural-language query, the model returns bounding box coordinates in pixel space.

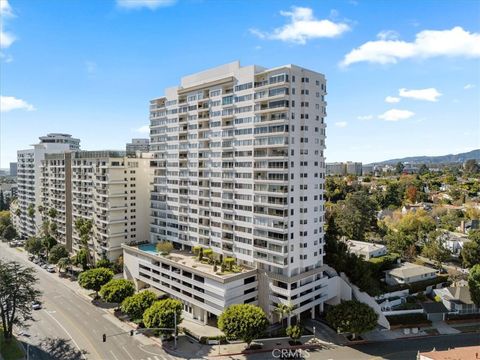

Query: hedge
[386,313,431,326]
[446,313,480,321]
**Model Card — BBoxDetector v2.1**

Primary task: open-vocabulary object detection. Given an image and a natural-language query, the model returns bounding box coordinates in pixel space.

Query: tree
[421,231,450,267]
[75,248,89,270]
[99,279,135,304]
[326,300,378,340]
[464,159,480,175]
[78,268,114,297]
[57,257,72,274]
[336,191,377,241]
[395,162,404,174]
[96,258,112,269]
[0,260,42,341]
[74,218,93,267]
[405,185,418,203]
[27,204,35,219]
[468,264,480,307]
[48,244,69,264]
[25,237,43,255]
[47,208,58,219]
[418,164,429,176]
[143,299,183,336]
[0,191,5,211]
[156,241,173,254]
[218,304,268,347]
[460,230,480,269]
[121,291,157,321]
[273,302,295,327]
[286,325,302,345]
[42,236,58,259]
[2,224,16,241]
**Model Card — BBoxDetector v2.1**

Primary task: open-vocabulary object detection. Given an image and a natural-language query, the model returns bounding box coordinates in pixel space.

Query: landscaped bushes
[386,313,431,327]
[446,313,480,322]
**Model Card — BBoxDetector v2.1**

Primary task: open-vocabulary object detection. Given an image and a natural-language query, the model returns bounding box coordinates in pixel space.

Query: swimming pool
[138,243,158,254]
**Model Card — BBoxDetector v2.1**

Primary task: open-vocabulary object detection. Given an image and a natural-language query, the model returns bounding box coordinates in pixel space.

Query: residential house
[385,262,437,286]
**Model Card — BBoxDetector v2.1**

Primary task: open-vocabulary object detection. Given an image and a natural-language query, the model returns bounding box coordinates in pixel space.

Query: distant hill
[372,149,480,165]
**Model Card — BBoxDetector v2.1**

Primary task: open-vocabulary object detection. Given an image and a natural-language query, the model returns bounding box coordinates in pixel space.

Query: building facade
[126,138,150,153]
[9,162,17,177]
[40,151,153,261]
[16,134,80,239]
[124,61,329,324]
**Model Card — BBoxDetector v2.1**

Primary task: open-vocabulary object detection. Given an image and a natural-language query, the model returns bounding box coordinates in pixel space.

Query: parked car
[47,265,56,273]
[41,264,48,269]
[32,301,42,310]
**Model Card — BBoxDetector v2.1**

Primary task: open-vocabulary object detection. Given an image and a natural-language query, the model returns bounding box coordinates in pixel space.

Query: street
[0,243,179,360]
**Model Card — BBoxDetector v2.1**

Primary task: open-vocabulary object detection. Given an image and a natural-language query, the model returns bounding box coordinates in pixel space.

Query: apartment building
[40,151,153,260]
[126,138,150,154]
[16,134,80,239]
[345,161,362,176]
[326,161,363,176]
[124,61,330,324]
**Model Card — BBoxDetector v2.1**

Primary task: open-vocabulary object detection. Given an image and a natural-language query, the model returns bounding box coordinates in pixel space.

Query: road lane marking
[122,345,135,360]
[110,350,120,360]
[42,309,87,360]
[138,345,162,356]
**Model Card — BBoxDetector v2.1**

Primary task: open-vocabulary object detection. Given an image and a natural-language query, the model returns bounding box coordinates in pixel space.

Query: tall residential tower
[123,62,329,324]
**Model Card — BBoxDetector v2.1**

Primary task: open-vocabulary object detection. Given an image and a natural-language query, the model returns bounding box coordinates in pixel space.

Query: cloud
[399,88,442,102]
[334,121,348,128]
[385,96,400,103]
[378,109,414,122]
[116,0,176,9]
[135,125,150,134]
[0,0,15,49]
[464,83,476,90]
[357,115,373,120]
[341,26,480,66]
[377,30,400,41]
[250,7,350,44]
[1,96,35,112]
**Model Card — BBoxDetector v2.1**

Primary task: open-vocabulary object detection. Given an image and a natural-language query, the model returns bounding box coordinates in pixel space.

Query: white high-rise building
[16,134,80,239]
[123,62,329,324]
[126,138,150,153]
[40,151,153,261]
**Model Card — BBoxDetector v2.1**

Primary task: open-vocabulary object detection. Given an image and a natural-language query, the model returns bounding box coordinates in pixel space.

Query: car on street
[47,265,56,273]
[32,301,42,310]
[41,263,48,269]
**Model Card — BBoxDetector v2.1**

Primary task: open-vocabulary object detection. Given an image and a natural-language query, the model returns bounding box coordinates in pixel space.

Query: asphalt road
[0,243,179,360]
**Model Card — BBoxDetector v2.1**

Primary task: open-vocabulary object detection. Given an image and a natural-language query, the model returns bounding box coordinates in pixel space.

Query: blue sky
[1,0,479,167]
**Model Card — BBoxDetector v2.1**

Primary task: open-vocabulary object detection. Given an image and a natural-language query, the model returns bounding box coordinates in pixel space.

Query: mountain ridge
[370,149,480,165]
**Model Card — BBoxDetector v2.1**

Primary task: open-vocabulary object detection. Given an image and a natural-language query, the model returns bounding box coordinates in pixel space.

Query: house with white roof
[343,239,387,260]
[385,262,437,286]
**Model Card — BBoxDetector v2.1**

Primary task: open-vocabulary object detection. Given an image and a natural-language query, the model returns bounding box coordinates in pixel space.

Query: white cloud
[377,30,400,41]
[378,109,414,122]
[1,96,35,112]
[0,0,15,49]
[250,7,350,44]
[135,125,150,134]
[385,96,400,103]
[334,121,348,128]
[341,26,480,66]
[464,83,476,90]
[357,115,373,120]
[399,87,442,102]
[116,0,176,9]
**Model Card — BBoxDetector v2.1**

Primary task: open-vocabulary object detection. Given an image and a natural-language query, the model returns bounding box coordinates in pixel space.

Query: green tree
[99,279,135,304]
[27,204,35,219]
[464,159,480,174]
[48,244,69,264]
[0,260,42,341]
[336,191,377,241]
[121,291,157,321]
[273,302,295,327]
[78,268,114,297]
[42,236,58,260]
[2,224,16,241]
[326,300,378,340]
[96,258,112,269]
[286,325,302,344]
[56,257,72,274]
[0,191,5,211]
[74,218,93,267]
[25,237,43,255]
[47,208,58,219]
[156,241,174,254]
[143,299,183,336]
[218,304,268,347]
[418,164,429,176]
[395,162,404,174]
[461,237,480,269]
[75,248,89,270]
[468,264,480,307]
[421,231,451,267]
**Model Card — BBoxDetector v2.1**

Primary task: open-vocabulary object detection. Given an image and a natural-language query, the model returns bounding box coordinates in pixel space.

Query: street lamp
[313,326,316,340]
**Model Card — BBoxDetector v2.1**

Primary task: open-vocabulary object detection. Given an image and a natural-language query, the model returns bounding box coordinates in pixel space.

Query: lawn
[0,330,25,360]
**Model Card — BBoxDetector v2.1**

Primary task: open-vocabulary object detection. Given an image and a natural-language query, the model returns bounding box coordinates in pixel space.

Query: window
[235,82,253,92]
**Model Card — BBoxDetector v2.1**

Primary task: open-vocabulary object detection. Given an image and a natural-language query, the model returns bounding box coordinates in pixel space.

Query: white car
[32,301,42,310]
[47,266,56,273]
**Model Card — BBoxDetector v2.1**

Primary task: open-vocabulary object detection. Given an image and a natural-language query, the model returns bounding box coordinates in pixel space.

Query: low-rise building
[385,262,437,286]
[343,239,387,260]
[439,231,470,256]
[434,284,480,314]
[418,345,480,360]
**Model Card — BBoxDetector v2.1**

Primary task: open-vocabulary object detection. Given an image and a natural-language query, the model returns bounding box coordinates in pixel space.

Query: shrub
[386,313,430,326]
[224,257,235,271]
[121,290,157,320]
[100,279,135,304]
[143,299,183,336]
[218,304,268,346]
[156,241,173,254]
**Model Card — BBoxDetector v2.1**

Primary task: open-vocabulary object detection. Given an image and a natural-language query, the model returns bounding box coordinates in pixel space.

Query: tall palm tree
[274,302,295,327]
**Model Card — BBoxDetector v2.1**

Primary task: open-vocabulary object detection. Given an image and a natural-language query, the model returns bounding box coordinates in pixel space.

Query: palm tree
[274,302,295,327]
[57,257,72,275]
[74,218,93,267]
